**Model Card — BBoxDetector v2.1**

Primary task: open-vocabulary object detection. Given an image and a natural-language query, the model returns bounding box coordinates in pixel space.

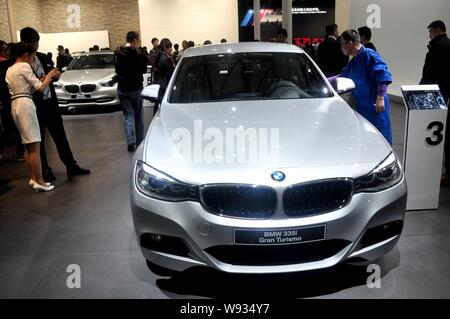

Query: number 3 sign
[401,85,448,210]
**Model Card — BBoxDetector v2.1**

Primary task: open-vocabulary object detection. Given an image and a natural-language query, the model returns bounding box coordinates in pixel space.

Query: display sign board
[292,0,335,42]
[238,0,335,43]
[401,85,448,210]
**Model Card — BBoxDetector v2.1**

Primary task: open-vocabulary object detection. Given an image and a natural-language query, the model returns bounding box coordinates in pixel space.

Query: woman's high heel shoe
[29,179,51,187]
[32,183,55,192]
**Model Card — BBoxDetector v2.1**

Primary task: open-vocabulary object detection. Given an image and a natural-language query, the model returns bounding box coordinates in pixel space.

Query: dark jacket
[317,36,349,77]
[157,53,175,100]
[365,42,377,51]
[420,34,450,103]
[115,46,148,91]
[56,53,72,71]
[0,58,14,109]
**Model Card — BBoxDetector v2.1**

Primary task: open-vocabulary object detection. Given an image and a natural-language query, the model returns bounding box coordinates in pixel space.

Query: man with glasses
[330,29,393,145]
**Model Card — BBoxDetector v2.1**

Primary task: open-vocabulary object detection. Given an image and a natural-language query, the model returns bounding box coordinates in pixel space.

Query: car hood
[141,97,392,185]
[59,69,115,84]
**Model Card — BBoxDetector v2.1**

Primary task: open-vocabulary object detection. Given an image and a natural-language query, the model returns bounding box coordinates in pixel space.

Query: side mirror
[61,67,68,72]
[141,84,160,102]
[335,77,355,95]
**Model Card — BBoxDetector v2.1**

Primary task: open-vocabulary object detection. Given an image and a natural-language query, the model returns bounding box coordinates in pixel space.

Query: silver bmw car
[54,51,119,110]
[131,42,407,275]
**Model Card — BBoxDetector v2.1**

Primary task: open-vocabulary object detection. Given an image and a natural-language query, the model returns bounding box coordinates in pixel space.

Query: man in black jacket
[56,45,72,71]
[317,24,349,77]
[420,20,450,180]
[20,27,90,181]
[115,31,148,152]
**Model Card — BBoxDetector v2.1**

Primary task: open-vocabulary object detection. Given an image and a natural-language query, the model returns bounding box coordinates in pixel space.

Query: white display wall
[349,0,450,96]
[138,0,239,48]
[17,30,110,62]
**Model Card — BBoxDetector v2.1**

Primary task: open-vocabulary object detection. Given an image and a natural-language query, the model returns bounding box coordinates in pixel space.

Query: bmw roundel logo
[271,171,286,182]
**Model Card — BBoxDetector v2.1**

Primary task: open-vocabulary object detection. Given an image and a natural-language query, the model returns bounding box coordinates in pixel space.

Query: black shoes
[127,144,136,152]
[43,168,57,182]
[43,165,91,181]
[67,165,91,178]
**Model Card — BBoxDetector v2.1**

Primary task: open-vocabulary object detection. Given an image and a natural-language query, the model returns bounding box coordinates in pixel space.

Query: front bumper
[56,86,120,109]
[131,167,407,274]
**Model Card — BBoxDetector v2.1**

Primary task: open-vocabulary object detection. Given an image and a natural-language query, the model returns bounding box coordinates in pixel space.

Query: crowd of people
[112,34,212,153]
[1,20,449,192]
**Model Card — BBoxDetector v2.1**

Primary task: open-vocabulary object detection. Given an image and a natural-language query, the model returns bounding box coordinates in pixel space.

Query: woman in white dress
[6,42,60,192]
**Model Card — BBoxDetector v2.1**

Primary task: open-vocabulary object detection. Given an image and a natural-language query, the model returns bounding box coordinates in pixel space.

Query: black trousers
[36,99,77,171]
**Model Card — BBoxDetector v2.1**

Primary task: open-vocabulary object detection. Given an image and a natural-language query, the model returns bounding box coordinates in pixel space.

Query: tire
[145,260,179,277]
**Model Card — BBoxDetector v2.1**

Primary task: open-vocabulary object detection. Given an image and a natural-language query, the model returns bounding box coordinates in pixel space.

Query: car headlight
[53,82,63,89]
[99,79,116,87]
[135,161,199,202]
[354,152,403,193]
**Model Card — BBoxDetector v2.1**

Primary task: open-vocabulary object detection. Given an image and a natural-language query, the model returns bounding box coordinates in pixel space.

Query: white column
[253,0,261,41]
[282,0,292,44]
[6,0,17,42]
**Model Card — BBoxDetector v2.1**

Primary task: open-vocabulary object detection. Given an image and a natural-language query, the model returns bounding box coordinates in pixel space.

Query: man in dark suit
[20,27,90,182]
[56,45,72,71]
[317,24,349,77]
[420,20,450,181]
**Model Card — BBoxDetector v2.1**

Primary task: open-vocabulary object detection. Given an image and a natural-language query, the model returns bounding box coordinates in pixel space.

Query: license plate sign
[234,225,326,245]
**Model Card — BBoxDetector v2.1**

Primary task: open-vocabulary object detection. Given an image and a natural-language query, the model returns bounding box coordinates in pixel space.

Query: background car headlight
[135,161,199,201]
[354,153,403,193]
[99,79,116,87]
[53,83,63,89]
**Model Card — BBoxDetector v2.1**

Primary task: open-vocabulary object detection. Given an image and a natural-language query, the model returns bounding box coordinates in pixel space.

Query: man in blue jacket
[336,29,393,145]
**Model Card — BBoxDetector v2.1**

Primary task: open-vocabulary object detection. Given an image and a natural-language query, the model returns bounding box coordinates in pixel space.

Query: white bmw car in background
[54,51,152,111]
[131,42,407,275]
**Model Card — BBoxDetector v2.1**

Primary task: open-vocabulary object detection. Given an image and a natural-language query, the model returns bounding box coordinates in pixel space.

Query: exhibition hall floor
[1,101,450,299]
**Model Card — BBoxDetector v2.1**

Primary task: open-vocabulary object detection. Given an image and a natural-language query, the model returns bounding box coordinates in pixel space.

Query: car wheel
[145,260,179,277]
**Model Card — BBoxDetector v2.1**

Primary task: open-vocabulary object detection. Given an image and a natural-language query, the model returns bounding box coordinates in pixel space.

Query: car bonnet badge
[271,171,285,182]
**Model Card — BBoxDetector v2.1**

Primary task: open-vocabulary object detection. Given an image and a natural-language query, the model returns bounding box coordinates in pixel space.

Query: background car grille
[283,179,353,217]
[200,185,277,219]
[81,84,97,93]
[205,239,351,266]
[65,85,79,94]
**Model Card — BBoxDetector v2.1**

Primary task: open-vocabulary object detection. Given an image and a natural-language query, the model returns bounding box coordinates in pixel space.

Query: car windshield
[68,54,114,70]
[169,52,333,103]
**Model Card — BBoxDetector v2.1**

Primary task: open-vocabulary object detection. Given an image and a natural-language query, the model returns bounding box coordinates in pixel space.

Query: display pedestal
[402,85,448,210]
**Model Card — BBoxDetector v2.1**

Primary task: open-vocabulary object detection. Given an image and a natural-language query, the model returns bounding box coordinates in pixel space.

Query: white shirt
[6,62,41,97]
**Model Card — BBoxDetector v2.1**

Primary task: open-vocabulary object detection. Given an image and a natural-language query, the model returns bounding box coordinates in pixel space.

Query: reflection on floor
[0,102,450,298]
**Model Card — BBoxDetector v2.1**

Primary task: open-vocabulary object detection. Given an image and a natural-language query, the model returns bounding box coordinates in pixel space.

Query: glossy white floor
[0,101,449,298]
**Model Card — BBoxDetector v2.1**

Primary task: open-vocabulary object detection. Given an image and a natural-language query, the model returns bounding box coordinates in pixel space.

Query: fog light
[151,234,163,242]
[140,233,190,257]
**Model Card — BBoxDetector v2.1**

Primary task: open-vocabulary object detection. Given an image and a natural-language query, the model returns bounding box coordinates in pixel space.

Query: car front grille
[81,84,97,93]
[283,179,353,217]
[200,184,277,219]
[65,85,79,94]
[205,239,351,266]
